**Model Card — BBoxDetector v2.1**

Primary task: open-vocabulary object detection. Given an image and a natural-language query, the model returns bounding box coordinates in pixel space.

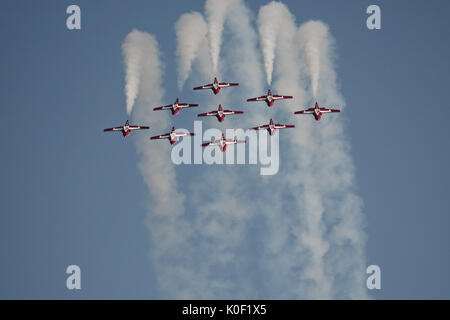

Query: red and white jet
[103,120,149,137]
[201,133,246,152]
[150,127,195,145]
[294,102,340,120]
[193,77,239,95]
[153,98,198,115]
[247,89,293,107]
[197,104,244,122]
[250,118,295,136]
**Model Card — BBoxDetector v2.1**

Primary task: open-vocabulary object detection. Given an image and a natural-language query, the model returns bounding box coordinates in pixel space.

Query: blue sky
[1,0,450,299]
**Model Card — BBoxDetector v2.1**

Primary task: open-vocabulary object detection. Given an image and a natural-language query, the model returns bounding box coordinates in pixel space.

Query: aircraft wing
[294,108,315,114]
[275,124,295,129]
[178,103,199,108]
[193,83,213,90]
[249,124,269,131]
[175,132,195,137]
[224,110,243,115]
[273,95,293,100]
[320,107,340,113]
[150,133,170,140]
[104,126,123,132]
[218,82,239,88]
[153,104,172,111]
[201,141,219,147]
[247,95,267,102]
[129,125,150,130]
[226,139,246,145]
[198,111,218,117]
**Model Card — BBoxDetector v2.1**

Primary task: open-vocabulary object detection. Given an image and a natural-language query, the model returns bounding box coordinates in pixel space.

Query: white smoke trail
[223,0,265,103]
[297,20,329,99]
[296,21,368,298]
[254,2,368,299]
[257,2,286,86]
[133,0,267,299]
[132,1,368,300]
[187,0,268,298]
[125,30,182,215]
[256,1,332,299]
[124,30,199,298]
[122,30,145,114]
[175,12,208,90]
[205,0,231,74]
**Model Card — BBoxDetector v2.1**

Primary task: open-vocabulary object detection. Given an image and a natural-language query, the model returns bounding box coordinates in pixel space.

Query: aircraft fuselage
[170,132,178,144]
[172,106,180,115]
[314,108,322,120]
[217,111,225,122]
[268,125,276,136]
[212,82,220,95]
[220,140,227,152]
[122,125,131,137]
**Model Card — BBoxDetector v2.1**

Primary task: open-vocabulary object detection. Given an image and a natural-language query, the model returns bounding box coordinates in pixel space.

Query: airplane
[249,118,295,136]
[103,120,149,137]
[294,102,340,120]
[201,133,246,152]
[150,126,195,145]
[247,89,293,107]
[197,104,244,122]
[153,98,198,115]
[193,77,239,95]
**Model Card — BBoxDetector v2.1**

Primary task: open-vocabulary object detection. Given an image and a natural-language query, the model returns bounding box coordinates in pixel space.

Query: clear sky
[1,0,450,299]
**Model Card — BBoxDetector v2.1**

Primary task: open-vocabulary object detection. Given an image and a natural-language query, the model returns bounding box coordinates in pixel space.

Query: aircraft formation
[104,76,341,152]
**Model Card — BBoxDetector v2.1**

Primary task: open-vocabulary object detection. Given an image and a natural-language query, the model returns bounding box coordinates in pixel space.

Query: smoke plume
[175,12,208,90]
[123,30,198,298]
[131,2,368,300]
[205,0,231,73]
[297,20,330,99]
[122,30,146,114]
[257,2,292,86]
